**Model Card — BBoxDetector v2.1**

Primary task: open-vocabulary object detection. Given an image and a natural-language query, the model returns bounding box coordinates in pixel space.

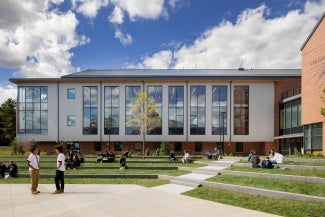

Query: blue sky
[0,0,324,104]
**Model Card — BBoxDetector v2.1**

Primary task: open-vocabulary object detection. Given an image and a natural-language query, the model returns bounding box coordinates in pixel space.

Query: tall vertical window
[18,86,48,134]
[147,86,162,135]
[190,86,206,135]
[212,86,227,135]
[83,86,98,135]
[125,86,141,135]
[304,123,323,151]
[104,86,119,135]
[234,86,249,135]
[168,86,184,135]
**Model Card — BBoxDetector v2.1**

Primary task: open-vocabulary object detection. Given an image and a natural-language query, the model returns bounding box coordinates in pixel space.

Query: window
[234,86,249,135]
[114,142,122,151]
[195,142,203,152]
[304,123,323,151]
[236,142,243,153]
[104,86,119,135]
[174,142,182,152]
[125,86,141,135]
[83,86,98,135]
[67,115,76,126]
[280,99,302,135]
[67,89,76,99]
[190,86,206,135]
[212,86,227,135]
[66,142,80,152]
[147,86,162,135]
[168,86,184,135]
[18,86,48,134]
[135,142,142,151]
[94,142,102,152]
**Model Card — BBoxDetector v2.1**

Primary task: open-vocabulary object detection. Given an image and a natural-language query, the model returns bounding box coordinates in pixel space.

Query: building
[301,12,325,155]
[10,68,301,155]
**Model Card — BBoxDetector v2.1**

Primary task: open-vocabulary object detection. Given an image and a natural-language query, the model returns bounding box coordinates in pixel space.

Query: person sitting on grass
[0,161,6,178]
[269,149,285,164]
[119,155,127,169]
[181,150,191,164]
[169,151,176,161]
[5,161,18,179]
[261,157,274,169]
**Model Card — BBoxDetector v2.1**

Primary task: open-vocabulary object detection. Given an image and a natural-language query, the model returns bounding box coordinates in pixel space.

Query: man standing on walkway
[27,146,40,195]
[52,145,65,194]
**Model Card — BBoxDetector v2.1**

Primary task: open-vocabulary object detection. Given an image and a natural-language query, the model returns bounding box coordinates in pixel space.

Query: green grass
[227,166,325,177]
[0,177,168,187]
[0,146,12,156]
[207,174,325,197]
[183,187,325,217]
[285,161,325,166]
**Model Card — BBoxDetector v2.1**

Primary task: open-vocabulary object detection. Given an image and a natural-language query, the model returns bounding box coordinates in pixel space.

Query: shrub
[11,138,24,155]
[159,141,170,155]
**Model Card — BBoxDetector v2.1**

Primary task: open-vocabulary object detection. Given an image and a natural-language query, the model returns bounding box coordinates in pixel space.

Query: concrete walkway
[0,184,281,217]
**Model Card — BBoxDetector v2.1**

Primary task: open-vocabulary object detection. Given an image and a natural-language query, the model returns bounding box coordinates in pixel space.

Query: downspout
[229,81,232,143]
[185,81,188,142]
[57,82,60,143]
[100,82,102,144]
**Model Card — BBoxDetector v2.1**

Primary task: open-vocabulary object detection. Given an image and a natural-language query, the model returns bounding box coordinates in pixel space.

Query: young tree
[126,91,161,159]
[0,98,16,146]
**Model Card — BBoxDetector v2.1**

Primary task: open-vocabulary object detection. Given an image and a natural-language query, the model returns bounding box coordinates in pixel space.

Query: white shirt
[27,154,39,171]
[57,153,66,171]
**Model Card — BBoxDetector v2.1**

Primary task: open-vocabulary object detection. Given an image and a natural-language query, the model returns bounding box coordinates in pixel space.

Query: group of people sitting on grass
[0,160,18,179]
[65,151,84,170]
[96,151,116,163]
[204,147,221,160]
[248,149,284,169]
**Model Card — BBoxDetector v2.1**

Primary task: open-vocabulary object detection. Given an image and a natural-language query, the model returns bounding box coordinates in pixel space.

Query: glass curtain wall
[147,86,162,134]
[212,86,227,135]
[104,86,119,135]
[18,86,48,134]
[125,86,141,135]
[190,86,206,135]
[83,86,98,134]
[234,86,249,135]
[168,86,184,135]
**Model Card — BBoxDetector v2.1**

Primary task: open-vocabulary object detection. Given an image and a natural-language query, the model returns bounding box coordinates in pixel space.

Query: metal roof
[10,68,301,84]
[62,68,301,78]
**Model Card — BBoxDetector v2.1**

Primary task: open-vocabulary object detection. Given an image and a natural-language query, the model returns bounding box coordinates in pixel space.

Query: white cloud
[114,29,133,46]
[136,50,174,69]
[109,6,124,24]
[136,0,325,69]
[72,0,109,18]
[0,84,16,105]
[0,1,89,78]
[112,0,165,21]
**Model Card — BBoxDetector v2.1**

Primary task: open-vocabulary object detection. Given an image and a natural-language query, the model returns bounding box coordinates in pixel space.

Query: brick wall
[301,16,325,155]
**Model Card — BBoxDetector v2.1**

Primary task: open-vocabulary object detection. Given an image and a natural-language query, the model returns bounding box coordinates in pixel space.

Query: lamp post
[220,112,226,156]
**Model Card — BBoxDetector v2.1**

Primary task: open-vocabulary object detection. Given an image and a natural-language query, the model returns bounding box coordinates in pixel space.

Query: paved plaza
[0,184,281,217]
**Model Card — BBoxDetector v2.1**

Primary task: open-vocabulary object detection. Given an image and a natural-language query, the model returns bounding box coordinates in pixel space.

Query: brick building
[301,12,325,155]
[10,69,301,156]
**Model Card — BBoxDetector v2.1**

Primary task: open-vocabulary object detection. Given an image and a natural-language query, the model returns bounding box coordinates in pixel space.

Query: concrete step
[170,180,202,187]
[151,184,196,194]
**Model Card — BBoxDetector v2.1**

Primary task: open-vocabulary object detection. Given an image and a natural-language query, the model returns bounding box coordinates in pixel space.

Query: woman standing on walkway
[52,146,65,194]
[27,146,40,195]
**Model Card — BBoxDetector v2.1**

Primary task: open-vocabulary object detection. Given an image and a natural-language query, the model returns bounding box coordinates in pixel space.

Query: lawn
[227,166,325,177]
[207,174,325,197]
[184,187,325,217]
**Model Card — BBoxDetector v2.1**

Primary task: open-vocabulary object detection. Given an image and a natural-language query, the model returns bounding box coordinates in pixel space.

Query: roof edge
[301,11,325,50]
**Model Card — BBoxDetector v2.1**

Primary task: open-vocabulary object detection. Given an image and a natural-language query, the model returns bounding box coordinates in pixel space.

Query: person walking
[52,146,65,194]
[27,146,40,195]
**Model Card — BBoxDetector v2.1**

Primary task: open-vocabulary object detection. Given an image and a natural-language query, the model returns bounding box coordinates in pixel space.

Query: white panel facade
[231,82,274,142]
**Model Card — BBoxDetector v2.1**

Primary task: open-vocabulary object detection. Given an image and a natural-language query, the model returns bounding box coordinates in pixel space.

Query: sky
[0,0,324,104]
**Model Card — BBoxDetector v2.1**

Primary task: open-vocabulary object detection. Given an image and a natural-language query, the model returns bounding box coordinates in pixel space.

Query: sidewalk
[0,184,281,217]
